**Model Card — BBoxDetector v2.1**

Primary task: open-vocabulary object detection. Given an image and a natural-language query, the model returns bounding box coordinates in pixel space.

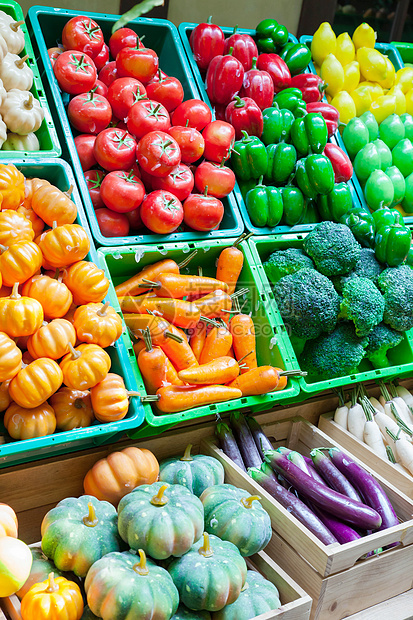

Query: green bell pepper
[295,154,335,198]
[340,207,376,248]
[300,199,319,224]
[279,42,311,75]
[245,176,283,228]
[291,113,328,156]
[265,143,297,186]
[273,88,307,118]
[230,130,268,181]
[375,224,412,267]
[372,206,405,231]
[262,106,294,145]
[281,185,305,226]
[317,182,352,222]
[255,19,289,53]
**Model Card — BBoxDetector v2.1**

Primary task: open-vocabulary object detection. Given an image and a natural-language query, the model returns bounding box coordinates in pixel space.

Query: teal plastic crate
[0,159,145,468]
[392,42,413,65]
[0,0,60,158]
[248,234,413,398]
[97,238,301,438]
[26,7,244,247]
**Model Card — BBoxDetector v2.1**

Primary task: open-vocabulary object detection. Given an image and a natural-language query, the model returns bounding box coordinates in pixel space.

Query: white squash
[0,12,25,55]
[0,90,44,135]
[0,116,7,148]
[0,53,33,91]
[0,33,8,63]
[2,130,39,151]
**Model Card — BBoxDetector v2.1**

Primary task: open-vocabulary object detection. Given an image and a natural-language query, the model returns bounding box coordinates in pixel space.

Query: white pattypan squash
[2,130,39,151]
[0,90,44,135]
[0,53,33,91]
[0,12,25,55]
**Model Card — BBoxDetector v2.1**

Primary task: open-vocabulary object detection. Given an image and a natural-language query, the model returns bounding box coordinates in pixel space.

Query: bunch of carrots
[114,235,304,413]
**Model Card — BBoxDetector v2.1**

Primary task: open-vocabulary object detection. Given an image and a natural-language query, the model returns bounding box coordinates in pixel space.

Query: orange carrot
[189,321,207,361]
[137,328,169,394]
[142,273,229,299]
[216,235,249,294]
[133,339,146,358]
[230,314,257,372]
[192,289,232,318]
[119,296,201,329]
[228,367,303,396]
[200,323,233,364]
[155,384,242,413]
[178,357,240,385]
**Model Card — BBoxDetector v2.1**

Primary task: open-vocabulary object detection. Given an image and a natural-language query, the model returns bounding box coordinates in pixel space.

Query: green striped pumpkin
[212,570,281,619]
[159,445,224,497]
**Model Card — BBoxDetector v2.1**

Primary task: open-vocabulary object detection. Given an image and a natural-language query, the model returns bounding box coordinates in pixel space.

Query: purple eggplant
[329,448,399,532]
[311,449,362,502]
[230,411,263,469]
[277,447,329,486]
[309,503,362,544]
[246,416,274,458]
[215,422,246,471]
[265,450,382,530]
[288,451,313,476]
[249,463,338,545]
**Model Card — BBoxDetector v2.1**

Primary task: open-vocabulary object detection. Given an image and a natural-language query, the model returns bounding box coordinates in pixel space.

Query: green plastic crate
[26,7,244,247]
[97,238,301,438]
[248,234,413,398]
[392,42,413,65]
[0,0,60,158]
[0,159,145,468]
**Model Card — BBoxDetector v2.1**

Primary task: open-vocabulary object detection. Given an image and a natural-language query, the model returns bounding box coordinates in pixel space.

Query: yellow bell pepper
[357,47,388,82]
[335,32,355,66]
[351,85,373,116]
[343,61,360,92]
[377,57,395,89]
[321,53,345,97]
[311,22,336,67]
[361,81,384,100]
[388,85,406,115]
[369,95,396,124]
[405,88,413,115]
[395,67,413,94]
[331,91,357,124]
[352,22,376,50]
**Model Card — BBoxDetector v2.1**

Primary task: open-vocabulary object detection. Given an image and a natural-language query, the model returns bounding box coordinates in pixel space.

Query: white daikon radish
[362,402,388,459]
[333,389,349,429]
[386,428,413,475]
[347,386,364,441]
[388,382,413,427]
[395,385,413,411]
[370,396,385,413]
[380,382,413,434]
[361,397,411,451]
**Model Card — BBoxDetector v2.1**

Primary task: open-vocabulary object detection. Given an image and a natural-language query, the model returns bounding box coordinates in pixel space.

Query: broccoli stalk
[365,323,403,368]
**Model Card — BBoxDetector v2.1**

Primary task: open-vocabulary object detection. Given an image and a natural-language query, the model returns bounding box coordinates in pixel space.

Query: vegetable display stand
[97,238,301,438]
[0,0,60,158]
[391,42,413,65]
[0,159,145,468]
[26,7,244,247]
[248,234,413,398]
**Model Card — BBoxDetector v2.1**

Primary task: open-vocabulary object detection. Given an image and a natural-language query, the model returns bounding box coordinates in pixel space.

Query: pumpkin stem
[41,321,48,327]
[11,19,24,31]
[16,54,29,69]
[96,301,110,317]
[74,397,85,410]
[241,581,250,592]
[46,572,59,593]
[10,283,21,300]
[0,244,7,253]
[133,549,150,575]
[52,221,58,229]
[65,185,74,198]
[83,502,99,527]
[198,532,214,558]
[240,495,261,509]
[53,268,60,280]
[24,93,33,110]
[67,343,81,360]
[126,391,141,397]
[181,444,193,462]
[150,484,169,506]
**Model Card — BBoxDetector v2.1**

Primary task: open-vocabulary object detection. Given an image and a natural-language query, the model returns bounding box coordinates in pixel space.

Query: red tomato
[67,92,112,134]
[127,100,170,140]
[194,161,235,198]
[53,51,97,95]
[107,77,147,121]
[183,193,224,231]
[116,47,159,84]
[147,69,168,83]
[74,134,97,171]
[136,130,181,178]
[171,99,212,131]
[62,16,104,59]
[93,128,137,171]
[95,208,130,237]
[140,190,184,234]
[109,28,141,59]
[202,120,235,162]
[94,43,109,72]
[98,61,117,86]
[149,164,194,202]
[126,207,144,230]
[48,46,65,67]
[84,169,105,209]
[168,125,204,164]
[100,170,145,213]
[146,74,184,112]
[93,79,108,97]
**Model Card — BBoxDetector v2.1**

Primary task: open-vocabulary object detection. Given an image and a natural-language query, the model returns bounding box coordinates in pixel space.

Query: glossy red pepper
[189,16,225,72]
[256,53,291,93]
[290,73,327,104]
[225,96,263,139]
[306,102,339,137]
[239,57,274,110]
[223,27,258,71]
[206,47,244,105]
[323,142,353,183]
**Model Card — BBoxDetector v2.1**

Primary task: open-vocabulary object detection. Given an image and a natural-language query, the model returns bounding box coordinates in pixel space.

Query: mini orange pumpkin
[0,210,34,246]
[21,572,83,620]
[0,240,43,286]
[0,164,25,210]
[0,331,22,381]
[0,380,11,411]
[0,503,18,538]
[83,446,159,506]
[37,224,90,269]
[31,182,77,227]
[62,261,109,305]
[22,274,73,319]
[90,373,139,423]
[9,358,63,409]
[73,302,123,348]
[60,344,111,391]
[16,204,44,237]
[27,319,76,360]
[4,402,56,439]
[0,283,44,337]
[22,178,51,210]
[50,387,94,431]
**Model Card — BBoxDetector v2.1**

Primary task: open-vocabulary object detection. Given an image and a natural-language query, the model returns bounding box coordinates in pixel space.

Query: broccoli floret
[273,268,340,340]
[303,221,362,276]
[365,323,403,369]
[330,249,384,293]
[339,277,385,337]
[299,323,368,379]
[377,266,413,331]
[263,248,315,284]
[330,273,355,294]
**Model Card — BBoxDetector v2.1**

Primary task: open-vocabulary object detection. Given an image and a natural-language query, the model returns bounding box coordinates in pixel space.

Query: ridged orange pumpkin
[22,178,50,210]
[90,373,138,423]
[27,319,76,360]
[0,503,18,538]
[37,224,90,269]
[0,380,11,411]
[0,210,34,246]
[9,358,63,409]
[4,402,56,439]
[83,447,159,506]
[62,261,109,306]
[21,572,84,620]
[0,283,44,337]
[0,240,43,286]
[0,164,25,210]
[60,344,111,391]
[50,387,94,431]
[31,183,77,227]
[22,274,73,319]
[16,204,44,237]
[74,302,123,348]
[0,331,22,381]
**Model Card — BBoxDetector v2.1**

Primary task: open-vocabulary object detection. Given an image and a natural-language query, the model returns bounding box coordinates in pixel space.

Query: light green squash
[212,570,281,619]
[159,444,225,497]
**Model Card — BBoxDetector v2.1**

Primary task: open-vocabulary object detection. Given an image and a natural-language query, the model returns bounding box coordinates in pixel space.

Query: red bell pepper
[290,73,327,104]
[239,57,274,110]
[306,102,339,137]
[256,53,291,93]
[225,96,263,139]
[189,16,225,71]
[323,142,353,182]
[206,47,244,105]
[223,27,258,71]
